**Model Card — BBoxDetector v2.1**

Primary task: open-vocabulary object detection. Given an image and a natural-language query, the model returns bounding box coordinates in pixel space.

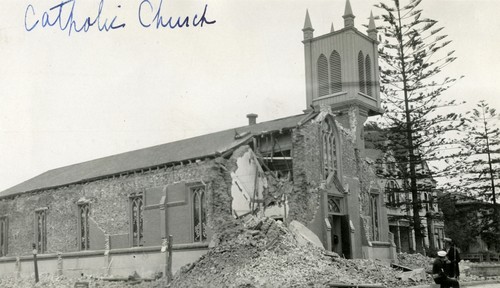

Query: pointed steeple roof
[367,11,377,40]
[343,0,355,28]
[302,10,314,40]
[368,11,376,30]
[303,10,313,31]
[330,23,335,32]
[344,0,354,16]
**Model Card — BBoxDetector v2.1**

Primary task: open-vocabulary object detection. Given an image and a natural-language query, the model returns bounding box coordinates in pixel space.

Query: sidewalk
[408,279,500,288]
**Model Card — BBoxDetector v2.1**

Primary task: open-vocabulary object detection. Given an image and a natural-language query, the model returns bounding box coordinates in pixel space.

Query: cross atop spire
[343,0,355,28]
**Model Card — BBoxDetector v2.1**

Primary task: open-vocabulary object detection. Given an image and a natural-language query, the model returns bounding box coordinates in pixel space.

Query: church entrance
[328,196,351,258]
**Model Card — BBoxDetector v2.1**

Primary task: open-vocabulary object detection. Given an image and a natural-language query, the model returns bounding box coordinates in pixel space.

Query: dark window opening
[35,209,47,253]
[78,203,90,250]
[193,186,207,242]
[0,217,7,257]
[321,119,338,180]
[130,194,144,247]
[386,180,400,207]
[370,193,380,241]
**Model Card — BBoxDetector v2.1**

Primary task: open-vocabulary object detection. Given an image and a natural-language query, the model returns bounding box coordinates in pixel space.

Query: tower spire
[303,10,314,40]
[367,11,377,40]
[330,23,335,32]
[343,0,355,28]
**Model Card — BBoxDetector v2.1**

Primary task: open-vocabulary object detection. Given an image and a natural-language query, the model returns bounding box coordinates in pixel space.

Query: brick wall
[0,159,228,257]
[289,121,323,224]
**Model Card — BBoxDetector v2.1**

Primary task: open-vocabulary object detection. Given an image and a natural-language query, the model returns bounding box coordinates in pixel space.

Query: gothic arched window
[330,50,342,93]
[321,118,339,180]
[365,55,372,96]
[193,186,207,242]
[317,54,329,97]
[358,51,366,94]
[130,194,144,247]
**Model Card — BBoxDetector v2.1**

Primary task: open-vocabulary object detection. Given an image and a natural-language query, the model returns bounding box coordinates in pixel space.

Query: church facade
[0,0,396,277]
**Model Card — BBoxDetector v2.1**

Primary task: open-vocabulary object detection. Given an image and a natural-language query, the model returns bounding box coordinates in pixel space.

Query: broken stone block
[323,250,340,258]
[288,220,324,249]
[209,232,220,248]
[397,268,426,282]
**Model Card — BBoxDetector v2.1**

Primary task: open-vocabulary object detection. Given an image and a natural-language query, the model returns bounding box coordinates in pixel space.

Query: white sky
[1,0,499,192]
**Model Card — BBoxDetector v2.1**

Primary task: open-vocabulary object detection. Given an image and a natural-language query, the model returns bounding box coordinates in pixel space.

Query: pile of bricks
[170,216,427,288]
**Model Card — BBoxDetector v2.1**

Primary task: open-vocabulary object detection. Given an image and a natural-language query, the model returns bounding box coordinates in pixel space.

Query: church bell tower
[302,0,382,117]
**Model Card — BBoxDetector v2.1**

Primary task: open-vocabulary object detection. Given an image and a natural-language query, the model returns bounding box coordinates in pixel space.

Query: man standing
[445,238,461,279]
[433,250,460,288]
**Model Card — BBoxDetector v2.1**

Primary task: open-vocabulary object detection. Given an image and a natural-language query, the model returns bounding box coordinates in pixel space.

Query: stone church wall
[0,159,226,257]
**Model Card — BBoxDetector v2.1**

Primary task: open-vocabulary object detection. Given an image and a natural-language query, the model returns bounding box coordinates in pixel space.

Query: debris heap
[397,252,434,271]
[170,217,425,288]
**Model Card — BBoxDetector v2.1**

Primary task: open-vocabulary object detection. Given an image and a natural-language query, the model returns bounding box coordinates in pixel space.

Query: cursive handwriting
[24,0,216,35]
[25,0,126,36]
[138,0,216,29]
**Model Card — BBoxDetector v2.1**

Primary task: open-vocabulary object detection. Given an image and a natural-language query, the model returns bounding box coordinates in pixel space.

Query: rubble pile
[397,252,434,270]
[170,216,424,288]
[0,274,169,288]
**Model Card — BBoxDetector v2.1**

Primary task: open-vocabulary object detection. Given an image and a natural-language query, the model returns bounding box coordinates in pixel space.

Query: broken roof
[1,113,313,198]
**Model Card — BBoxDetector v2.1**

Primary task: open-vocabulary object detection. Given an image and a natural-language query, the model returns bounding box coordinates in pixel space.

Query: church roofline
[0,112,318,199]
[307,26,378,44]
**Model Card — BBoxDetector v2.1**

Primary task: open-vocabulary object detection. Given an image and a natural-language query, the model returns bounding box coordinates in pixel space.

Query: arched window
[330,50,342,93]
[386,180,399,206]
[130,195,144,247]
[317,54,329,97]
[370,193,380,241]
[365,55,372,96]
[328,196,342,214]
[321,117,339,180]
[78,203,90,250]
[358,51,365,94]
[193,186,207,242]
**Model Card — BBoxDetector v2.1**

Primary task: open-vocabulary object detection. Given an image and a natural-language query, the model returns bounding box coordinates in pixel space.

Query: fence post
[15,256,21,279]
[167,235,173,282]
[32,243,39,283]
[57,252,63,276]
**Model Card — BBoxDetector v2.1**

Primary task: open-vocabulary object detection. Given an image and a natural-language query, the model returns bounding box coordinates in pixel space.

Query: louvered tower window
[365,55,372,96]
[358,51,365,94]
[317,54,329,97]
[329,51,342,93]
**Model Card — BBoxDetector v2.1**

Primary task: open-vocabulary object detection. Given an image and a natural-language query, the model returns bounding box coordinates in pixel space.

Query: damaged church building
[0,1,397,277]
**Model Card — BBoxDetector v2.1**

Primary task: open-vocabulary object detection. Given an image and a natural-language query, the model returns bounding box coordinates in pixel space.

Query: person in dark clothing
[445,238,461,279]
[433,250,460,288]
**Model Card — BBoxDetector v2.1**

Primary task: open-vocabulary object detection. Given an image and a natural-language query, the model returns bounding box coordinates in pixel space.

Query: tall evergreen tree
[374,0,463,253]
[441,100,500,204]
